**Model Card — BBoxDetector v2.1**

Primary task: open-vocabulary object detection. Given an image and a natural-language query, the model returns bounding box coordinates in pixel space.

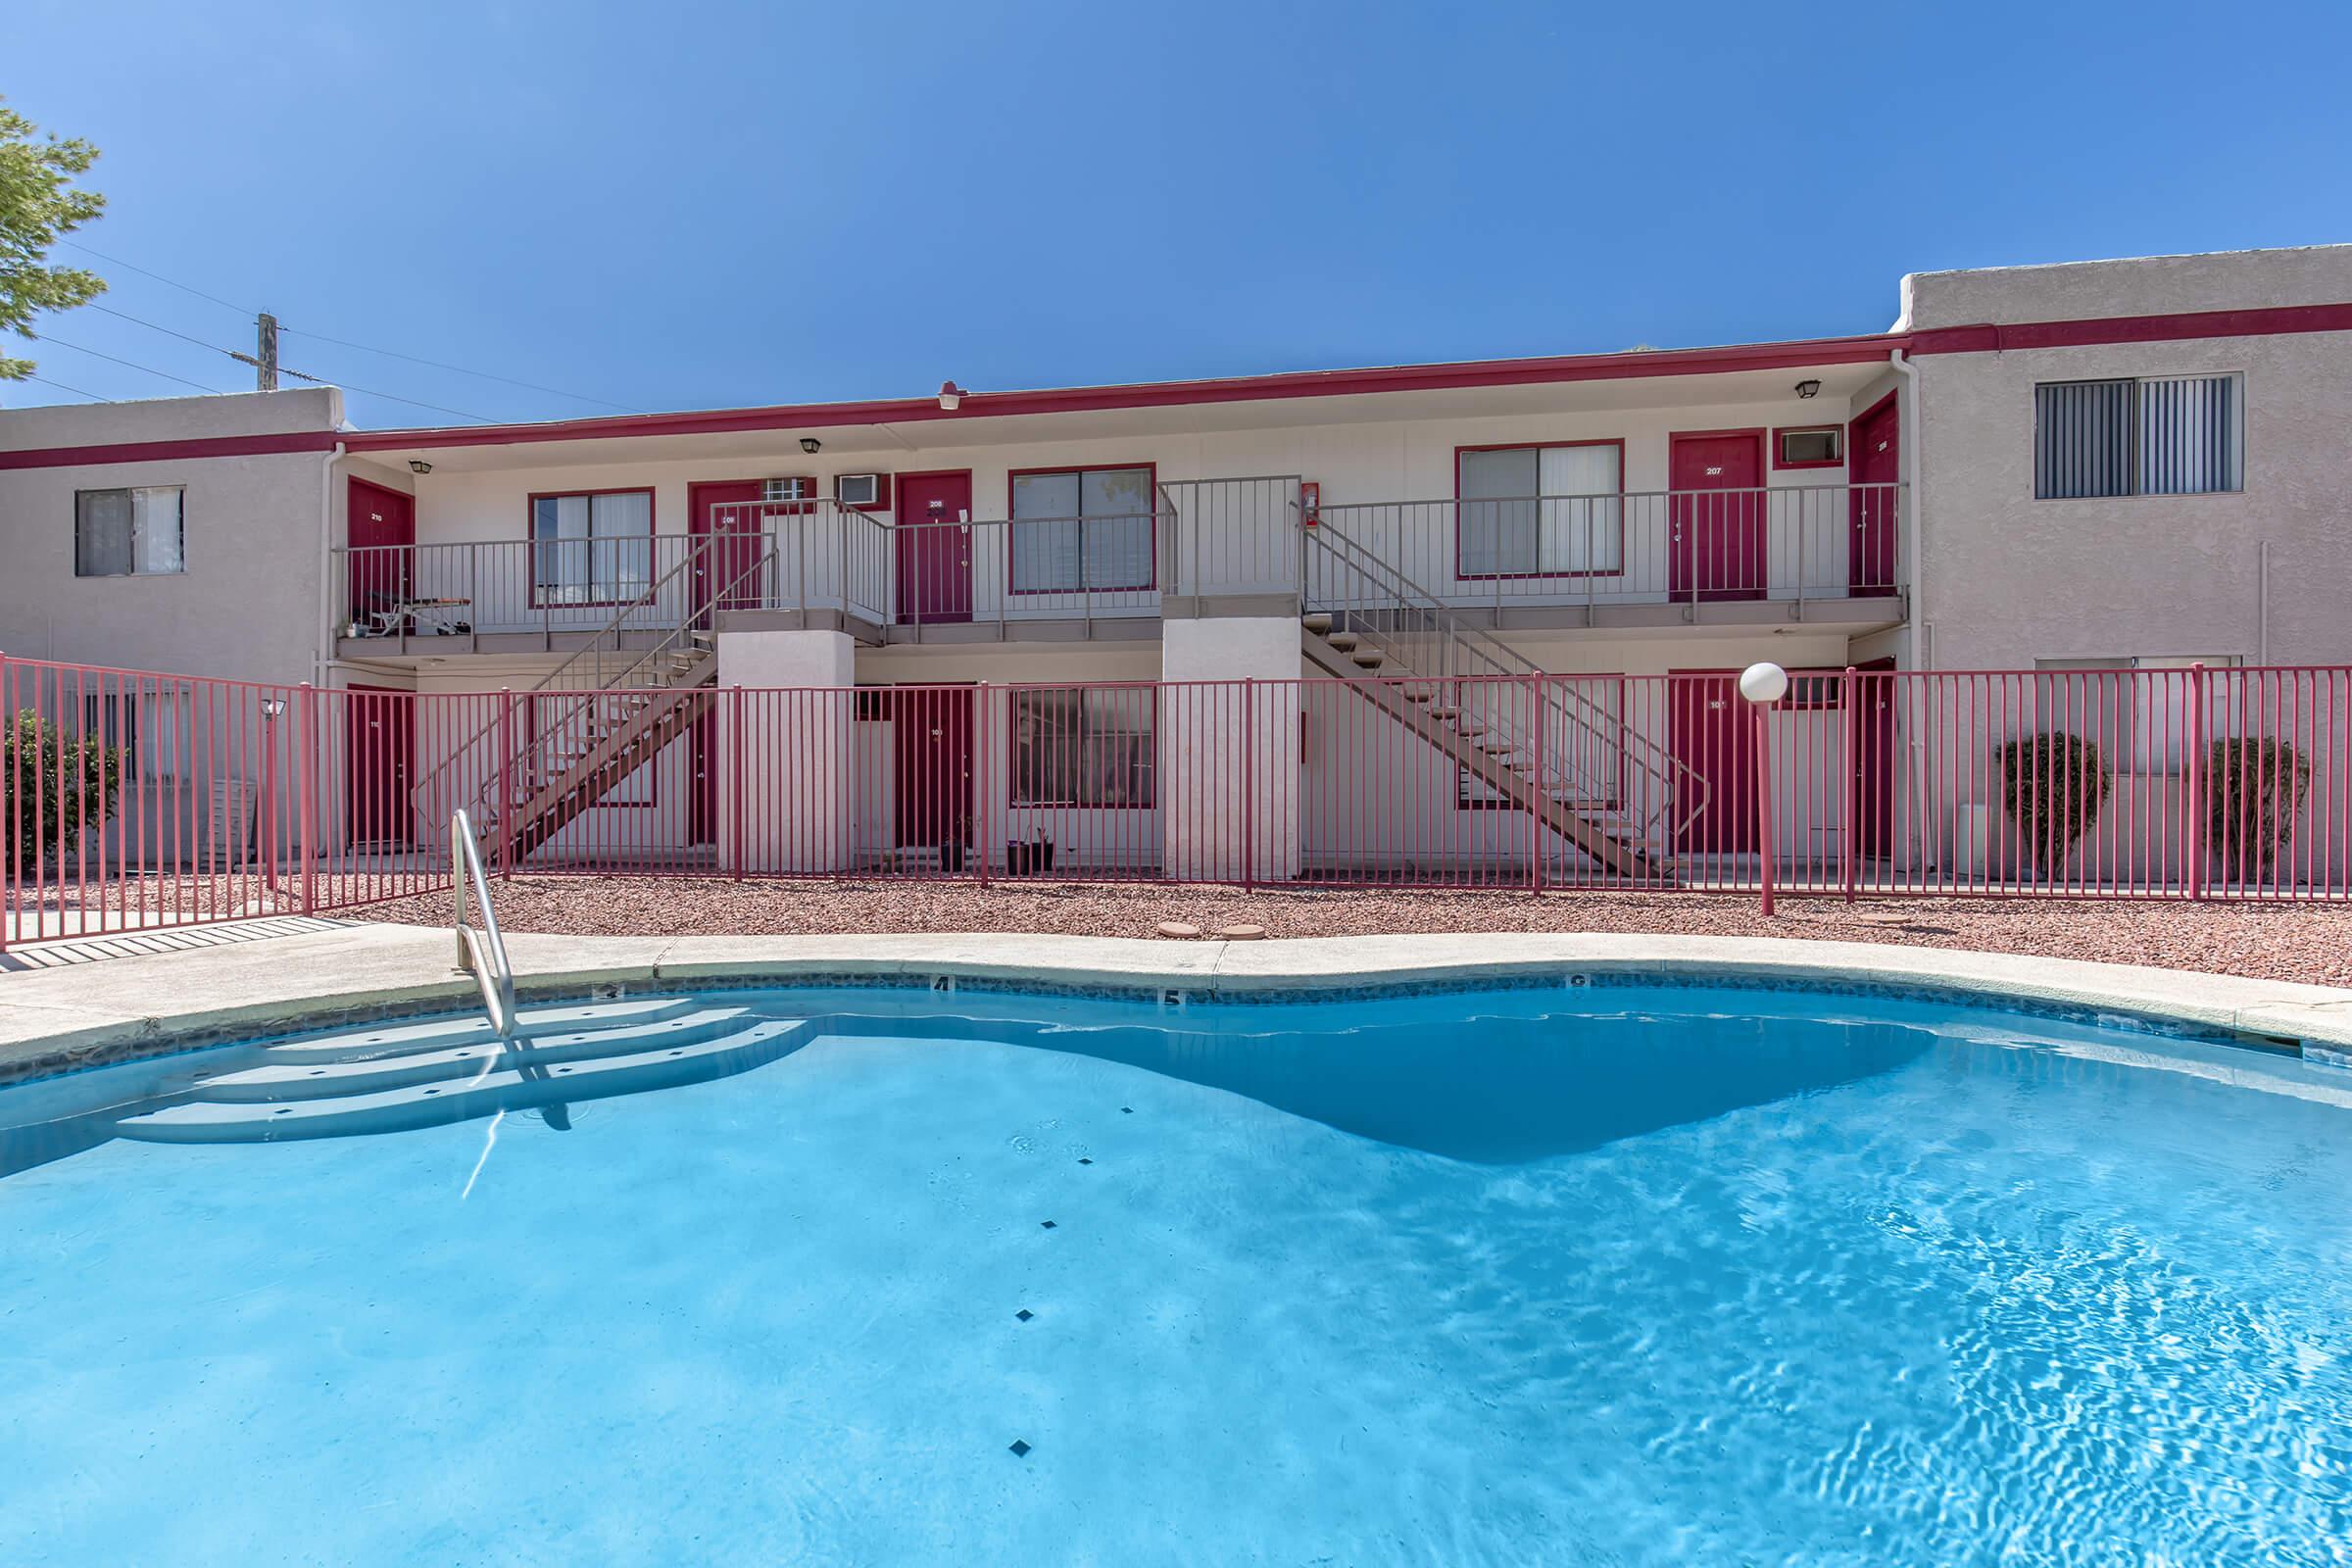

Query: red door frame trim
[1004,462,1158,595]
[525,485,658,609]
[1451,439,1627,581]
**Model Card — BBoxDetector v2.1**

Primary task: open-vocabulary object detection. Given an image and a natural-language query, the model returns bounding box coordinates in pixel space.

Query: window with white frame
[74,487,185,576]
[1457,444,1623,577]
[1011,688,1154,807]
[2034,374,2243,499]
[1008,467,1155,593]
[531,490,654,604]
[2033,656,2240,775]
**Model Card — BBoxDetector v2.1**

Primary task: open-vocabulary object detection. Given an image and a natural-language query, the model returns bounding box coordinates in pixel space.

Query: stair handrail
[451,808,518,1037]
[409,531,722,825]
[469,524,794,835]
[1303,520,1709,838]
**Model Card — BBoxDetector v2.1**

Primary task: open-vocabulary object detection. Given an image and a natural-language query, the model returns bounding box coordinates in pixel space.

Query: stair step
[119,1020,807,1144]
[1349,652,1385,669]
[1323,631,1359,650]
[1301,612,1333,633]
[254,998,706,1061]
[1403,689,1435,704]
[195,1008,757,1100]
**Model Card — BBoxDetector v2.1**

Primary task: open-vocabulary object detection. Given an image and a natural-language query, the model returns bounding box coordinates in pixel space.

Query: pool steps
[110,1003,806,1144]
[183,1008,763,1102]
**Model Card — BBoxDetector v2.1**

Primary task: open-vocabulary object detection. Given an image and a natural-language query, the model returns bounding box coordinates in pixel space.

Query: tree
[0,98,107,383]
[6,710,125,869]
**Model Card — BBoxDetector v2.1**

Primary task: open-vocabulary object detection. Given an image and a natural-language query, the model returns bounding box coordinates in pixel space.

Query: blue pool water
[2,983,2348,1565]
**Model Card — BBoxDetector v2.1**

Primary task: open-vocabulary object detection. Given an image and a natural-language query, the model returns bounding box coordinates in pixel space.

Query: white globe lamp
[1739,662,1789,707]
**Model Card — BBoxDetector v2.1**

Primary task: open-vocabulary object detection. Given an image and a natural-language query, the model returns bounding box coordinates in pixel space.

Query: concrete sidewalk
[7,920,2352,1085]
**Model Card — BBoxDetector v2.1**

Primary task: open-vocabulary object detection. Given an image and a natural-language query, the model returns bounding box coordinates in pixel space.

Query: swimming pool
[3,980,2347,1564]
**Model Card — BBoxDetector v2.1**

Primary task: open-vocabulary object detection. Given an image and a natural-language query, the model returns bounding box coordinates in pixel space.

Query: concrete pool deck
[6,921,2352,1084]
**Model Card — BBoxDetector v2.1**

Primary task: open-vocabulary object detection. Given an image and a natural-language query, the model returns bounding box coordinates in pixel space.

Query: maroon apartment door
[346,479,415,626]
[1848,395,1899,593]
[346,684,416,848]
[688,480,771,615]
[1668,431,1766,602]
[892,686,973,850]
[1669,671,1757,858]
[895,470,973,624]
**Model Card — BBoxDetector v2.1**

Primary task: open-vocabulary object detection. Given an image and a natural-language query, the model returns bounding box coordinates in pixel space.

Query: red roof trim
[0,429,339,472]
[4,301,2346,470]
[1907,301,2352,355]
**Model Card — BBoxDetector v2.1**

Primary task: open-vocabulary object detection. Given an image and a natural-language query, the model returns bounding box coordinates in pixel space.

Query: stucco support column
[717,627,857,874]
[1159,615,1301,883]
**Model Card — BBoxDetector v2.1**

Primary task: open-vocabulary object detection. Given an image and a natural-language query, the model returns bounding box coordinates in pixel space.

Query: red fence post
[2185,661,2208,901]
[497,688,515,881]
[1242,678,1257,892]
[1529,672,1545,893]
[1841,664,1858,904]
[974,682,992,887]
[298,681,318,916]
[729,685,746,883]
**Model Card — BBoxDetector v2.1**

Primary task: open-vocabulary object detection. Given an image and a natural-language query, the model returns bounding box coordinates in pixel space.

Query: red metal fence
[6,656,2346,949]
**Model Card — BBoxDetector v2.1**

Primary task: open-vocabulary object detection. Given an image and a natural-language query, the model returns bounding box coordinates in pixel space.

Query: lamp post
[260,698,288,897]
[1740,662,1788,915]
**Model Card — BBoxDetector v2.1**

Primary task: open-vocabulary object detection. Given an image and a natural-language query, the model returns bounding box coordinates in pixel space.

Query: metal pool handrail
[451,810,518,1037]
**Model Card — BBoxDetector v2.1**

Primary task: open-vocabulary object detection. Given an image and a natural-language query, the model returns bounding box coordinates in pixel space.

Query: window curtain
[132,488,184,574]
[1082,467,1154,590]
[75,490,134,576]
[1457,448,1539,576]
[590,491,653,599]
[1011,472,1083,592]
[2034,379,2136,499]
[1538,445,1622,573]
[2136,375,2240,496]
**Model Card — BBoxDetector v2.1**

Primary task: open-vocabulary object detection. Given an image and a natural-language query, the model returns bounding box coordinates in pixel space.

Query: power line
[86,302,244,357]
[53,239,255,316]
[59,238,637,413]
[282,326,638,412]
[31,333,224,394]
[270,364,493,423]
[58,300,492,420]
[17,373,112,402]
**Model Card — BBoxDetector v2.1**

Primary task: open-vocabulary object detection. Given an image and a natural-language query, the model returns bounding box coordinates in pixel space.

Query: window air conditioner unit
[836,472,883,508]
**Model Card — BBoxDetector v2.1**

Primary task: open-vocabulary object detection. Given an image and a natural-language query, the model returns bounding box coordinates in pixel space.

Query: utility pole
[256,313,279,391]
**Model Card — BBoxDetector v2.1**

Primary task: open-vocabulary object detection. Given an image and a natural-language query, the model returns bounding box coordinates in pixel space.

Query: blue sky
[5,0,2348,428]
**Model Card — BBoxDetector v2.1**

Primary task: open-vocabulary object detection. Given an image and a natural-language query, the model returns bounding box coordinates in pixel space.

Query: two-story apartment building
[4,244,2347,891]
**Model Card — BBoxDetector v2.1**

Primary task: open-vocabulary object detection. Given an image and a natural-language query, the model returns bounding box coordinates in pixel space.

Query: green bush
[2207,738,2312,882]
[5,710,126,870]
[1996,731,2112,874]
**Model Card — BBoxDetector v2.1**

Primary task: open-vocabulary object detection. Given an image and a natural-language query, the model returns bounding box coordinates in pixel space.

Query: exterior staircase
[414,528,782,866]
[1299,524,1707,881]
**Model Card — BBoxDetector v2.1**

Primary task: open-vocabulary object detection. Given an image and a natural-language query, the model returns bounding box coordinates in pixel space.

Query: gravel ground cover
[353,876,2352,988]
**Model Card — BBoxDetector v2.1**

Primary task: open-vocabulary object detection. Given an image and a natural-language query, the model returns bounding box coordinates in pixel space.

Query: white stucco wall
[1913,327,2352,672]
[0,389,341,684]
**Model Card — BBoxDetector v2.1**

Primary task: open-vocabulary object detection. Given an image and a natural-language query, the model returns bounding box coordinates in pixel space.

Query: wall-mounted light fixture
[1793,379,1822,400]
[938,380,964,411]
[260,698,288,720]
[800,437,822,455]
[409,460,433,474]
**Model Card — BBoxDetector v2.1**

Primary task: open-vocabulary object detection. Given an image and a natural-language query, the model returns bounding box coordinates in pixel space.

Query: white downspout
[1887,349,1923,670]
[316,440,345,685]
